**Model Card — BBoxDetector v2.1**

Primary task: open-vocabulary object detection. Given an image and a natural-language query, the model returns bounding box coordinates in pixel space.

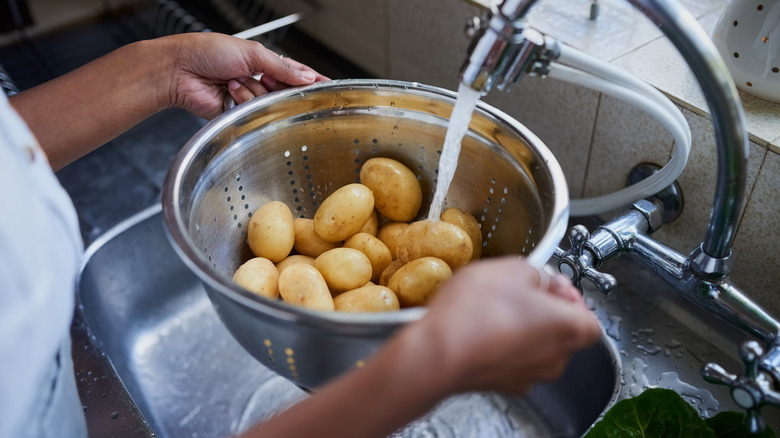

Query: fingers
[259,57,330,92]
[249,44,326,88]
[228,76,269,106]
[226,47,330,107]
[549,294,602,351]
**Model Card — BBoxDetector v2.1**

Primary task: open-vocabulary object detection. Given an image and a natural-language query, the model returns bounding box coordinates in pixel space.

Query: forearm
[241,324,452,438]
[10,39,172,170]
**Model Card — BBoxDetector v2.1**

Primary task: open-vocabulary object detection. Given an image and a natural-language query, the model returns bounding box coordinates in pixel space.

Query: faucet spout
[459,0,552,93]
[628,0,748,279]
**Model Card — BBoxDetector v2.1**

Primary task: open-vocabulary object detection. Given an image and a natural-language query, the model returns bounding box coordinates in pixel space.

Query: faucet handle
[702,341,780,434]
[553,225,617,295]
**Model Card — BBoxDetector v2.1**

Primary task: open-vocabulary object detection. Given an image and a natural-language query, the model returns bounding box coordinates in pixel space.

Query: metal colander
[162,79,569,389]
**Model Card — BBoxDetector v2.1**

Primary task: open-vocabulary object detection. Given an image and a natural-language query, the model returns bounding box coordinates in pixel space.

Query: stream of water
[427,82,482,221]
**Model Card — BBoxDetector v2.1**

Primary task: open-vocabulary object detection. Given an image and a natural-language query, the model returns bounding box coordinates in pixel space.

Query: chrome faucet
[459,0,780,432]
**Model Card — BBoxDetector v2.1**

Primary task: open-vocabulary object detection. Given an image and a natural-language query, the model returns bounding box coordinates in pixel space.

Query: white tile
[526,0,662,62]
[581,92,674,219]
[773,133,780,154]
[652,110,763,256]
[296,0,389,78]
[610,11,719,116]
[611,9,780,151]
[739,93,780,151]
[482,76,600,198]
[730,149,780,318]
[678,0,727,18]
[387,0,478,88]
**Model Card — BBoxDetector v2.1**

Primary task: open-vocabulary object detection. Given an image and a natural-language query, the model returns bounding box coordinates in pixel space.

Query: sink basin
[76,204,620,437]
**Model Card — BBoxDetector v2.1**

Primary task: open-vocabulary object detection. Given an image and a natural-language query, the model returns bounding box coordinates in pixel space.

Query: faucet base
[627,163,683,225]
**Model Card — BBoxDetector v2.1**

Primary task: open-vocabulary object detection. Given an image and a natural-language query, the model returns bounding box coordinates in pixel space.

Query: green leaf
[584,388,716,438]
[706,412,777,438]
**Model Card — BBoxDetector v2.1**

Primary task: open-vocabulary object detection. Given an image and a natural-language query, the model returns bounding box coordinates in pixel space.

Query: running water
[427,82,482,221]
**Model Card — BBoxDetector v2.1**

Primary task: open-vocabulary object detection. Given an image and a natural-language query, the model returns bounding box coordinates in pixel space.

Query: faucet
[459,0,780,432]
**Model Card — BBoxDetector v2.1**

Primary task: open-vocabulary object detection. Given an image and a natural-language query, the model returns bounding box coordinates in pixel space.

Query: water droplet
[606,315,622,341]
[656,372,719,417]
[665,339,682,349]
[637,344,662,355]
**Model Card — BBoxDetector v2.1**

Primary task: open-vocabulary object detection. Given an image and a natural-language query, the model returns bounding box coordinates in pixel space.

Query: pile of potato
[231,157,483,312]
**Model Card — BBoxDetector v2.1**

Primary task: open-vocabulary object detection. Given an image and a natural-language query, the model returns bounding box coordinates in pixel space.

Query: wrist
[123,37,177,112]
[385,321,461,403]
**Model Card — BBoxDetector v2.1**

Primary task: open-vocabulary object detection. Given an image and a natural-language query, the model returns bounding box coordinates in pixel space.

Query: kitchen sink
[75,204,779,437]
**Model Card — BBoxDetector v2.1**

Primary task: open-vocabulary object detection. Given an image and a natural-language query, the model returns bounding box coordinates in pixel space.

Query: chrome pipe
[627,0,748,271]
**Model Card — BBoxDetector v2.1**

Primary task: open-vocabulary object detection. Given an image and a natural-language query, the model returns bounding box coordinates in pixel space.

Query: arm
[9,33,327,170]
[240,257,601,438]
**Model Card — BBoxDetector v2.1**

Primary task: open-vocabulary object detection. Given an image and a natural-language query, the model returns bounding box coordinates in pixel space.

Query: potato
[379,259,405,286]
[232,257,279,300]
[334,284,400,312]
[313,183,375,243]
[359,157,422,222]
[357,210,379,236]
[440,207,483,260]
[387,257,452,307]
[294,218,340,257]
[376,222,410,260]
[344,233,393,283]
[396,220,473,269]
[275,254,316,275]
[314,248,373,294]
[278,264,334,311]
[247,201,295,263]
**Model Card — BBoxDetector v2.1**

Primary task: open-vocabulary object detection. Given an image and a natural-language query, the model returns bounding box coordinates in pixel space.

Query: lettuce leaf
[706,412,777,438]
[584,388,714,437]
[584,388,777,438]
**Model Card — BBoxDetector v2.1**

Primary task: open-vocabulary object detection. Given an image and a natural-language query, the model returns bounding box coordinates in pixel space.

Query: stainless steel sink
[75,205,779,437]
[77,204,619,437]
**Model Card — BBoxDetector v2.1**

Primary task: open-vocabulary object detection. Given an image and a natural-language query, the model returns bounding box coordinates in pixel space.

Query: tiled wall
[281,0,780,318]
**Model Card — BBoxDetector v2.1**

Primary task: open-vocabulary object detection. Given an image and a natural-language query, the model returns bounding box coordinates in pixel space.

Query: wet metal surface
[75,207,780,437]
[77,206,619,438]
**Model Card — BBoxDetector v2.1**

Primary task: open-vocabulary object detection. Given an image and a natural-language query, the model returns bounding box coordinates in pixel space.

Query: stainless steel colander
[162,79,569,389]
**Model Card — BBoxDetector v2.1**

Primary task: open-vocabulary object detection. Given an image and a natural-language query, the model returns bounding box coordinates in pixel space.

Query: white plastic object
[551,46,692,216]
[712,0,780,103]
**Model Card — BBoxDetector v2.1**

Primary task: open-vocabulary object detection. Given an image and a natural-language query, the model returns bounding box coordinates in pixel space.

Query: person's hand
[160,33,329,119]
[239,257,601,438]
[406,256,602,396]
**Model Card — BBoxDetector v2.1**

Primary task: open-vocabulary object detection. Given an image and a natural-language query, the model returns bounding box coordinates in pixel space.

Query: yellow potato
[359,157,422,222]
[278,264,334,311]
[379,259,405,286]
[344,233,393,283]
[313,183,375,243]
[247,201,295,263]
[396,220,473,269]
[293,218,340,257]
[334,284,400,312]
[232,257,279,300]
[440,207,483,260]
[357,210,379,236]
[387,257,452,307]
[314,248,373,294]
[275,254,316,275]
[376,222,410,260]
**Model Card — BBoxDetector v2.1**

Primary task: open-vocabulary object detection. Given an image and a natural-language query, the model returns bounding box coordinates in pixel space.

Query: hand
[408,256,602,395]
[162,33,329,119]
[239,257,601,438]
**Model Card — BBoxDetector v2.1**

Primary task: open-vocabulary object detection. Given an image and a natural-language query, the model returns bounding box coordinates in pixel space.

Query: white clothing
[0,92,85,437]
